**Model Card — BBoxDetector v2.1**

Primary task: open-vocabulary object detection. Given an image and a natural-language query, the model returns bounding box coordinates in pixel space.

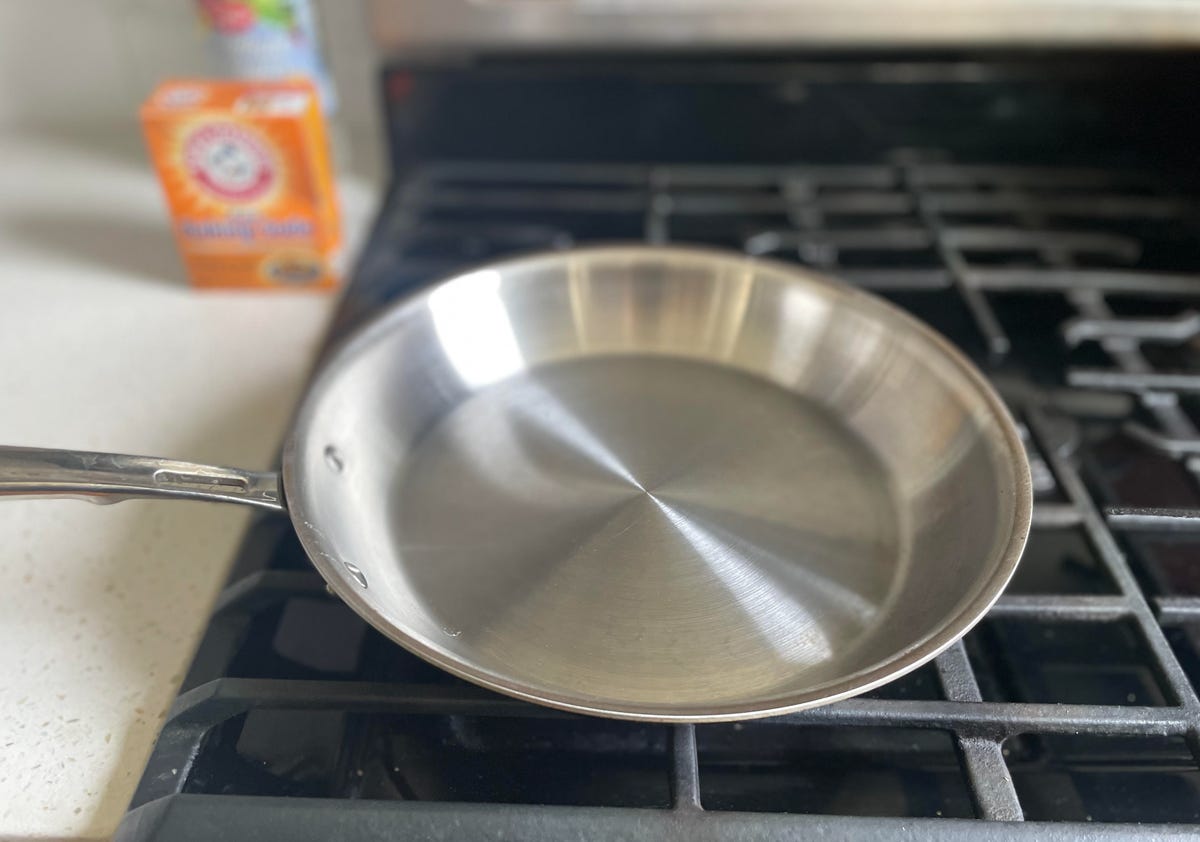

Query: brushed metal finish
[0,446,283,511]
[0,246,1030,720]
[368,0,1200,51]
[285,245,1032,720]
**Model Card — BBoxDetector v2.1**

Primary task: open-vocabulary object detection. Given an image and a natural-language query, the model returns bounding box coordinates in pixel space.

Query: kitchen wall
[0,0,382,165]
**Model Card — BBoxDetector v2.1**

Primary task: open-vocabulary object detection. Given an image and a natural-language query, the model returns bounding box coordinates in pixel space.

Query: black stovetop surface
[115,53,1200,841]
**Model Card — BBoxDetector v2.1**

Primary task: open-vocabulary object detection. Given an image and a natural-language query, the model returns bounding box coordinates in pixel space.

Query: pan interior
[394,355,899,703]
[288,247,1027,718]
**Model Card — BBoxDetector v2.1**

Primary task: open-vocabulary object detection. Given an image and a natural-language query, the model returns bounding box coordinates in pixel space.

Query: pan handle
[0,446,284,512]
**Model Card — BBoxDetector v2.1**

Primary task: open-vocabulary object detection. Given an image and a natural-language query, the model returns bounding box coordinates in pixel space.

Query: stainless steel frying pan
[0,245,1031,721]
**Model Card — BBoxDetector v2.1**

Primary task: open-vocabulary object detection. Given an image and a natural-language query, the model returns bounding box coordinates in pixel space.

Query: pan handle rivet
[324,445,345,474]
[342,561,368,588]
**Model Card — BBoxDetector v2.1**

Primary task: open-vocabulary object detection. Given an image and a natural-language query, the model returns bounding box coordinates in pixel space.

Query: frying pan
[0,245,1031,721]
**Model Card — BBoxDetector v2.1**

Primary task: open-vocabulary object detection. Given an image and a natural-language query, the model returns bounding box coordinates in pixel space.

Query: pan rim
[282,243,1033,723]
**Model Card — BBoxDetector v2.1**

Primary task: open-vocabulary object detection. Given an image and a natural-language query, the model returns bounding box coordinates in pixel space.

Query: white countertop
[0,128,379,840]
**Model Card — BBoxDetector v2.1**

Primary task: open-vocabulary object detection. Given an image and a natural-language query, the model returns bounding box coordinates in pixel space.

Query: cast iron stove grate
[115,157,1200,840]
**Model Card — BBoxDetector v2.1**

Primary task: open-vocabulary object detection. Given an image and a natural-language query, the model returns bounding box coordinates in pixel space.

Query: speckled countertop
[0,128,377,840]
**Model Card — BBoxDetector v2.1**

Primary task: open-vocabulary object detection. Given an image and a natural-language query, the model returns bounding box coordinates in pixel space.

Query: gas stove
[115,53,1200,839]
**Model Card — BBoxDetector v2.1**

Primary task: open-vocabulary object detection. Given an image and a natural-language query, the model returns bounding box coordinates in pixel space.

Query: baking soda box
[141,79,341,289]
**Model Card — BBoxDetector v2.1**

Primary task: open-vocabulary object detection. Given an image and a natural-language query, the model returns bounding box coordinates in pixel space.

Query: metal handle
[0,446,284,512]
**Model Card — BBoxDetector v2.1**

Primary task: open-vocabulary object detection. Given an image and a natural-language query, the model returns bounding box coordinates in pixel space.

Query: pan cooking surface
[393,355,900,704]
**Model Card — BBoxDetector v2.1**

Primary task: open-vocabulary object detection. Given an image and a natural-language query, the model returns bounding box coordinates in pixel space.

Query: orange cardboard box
[141,79,341,289]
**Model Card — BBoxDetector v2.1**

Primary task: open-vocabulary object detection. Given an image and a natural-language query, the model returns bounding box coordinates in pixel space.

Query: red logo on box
[183,123,275,203]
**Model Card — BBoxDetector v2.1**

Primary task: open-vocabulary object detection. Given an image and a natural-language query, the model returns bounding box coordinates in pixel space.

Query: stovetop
[115,55,1200,840]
